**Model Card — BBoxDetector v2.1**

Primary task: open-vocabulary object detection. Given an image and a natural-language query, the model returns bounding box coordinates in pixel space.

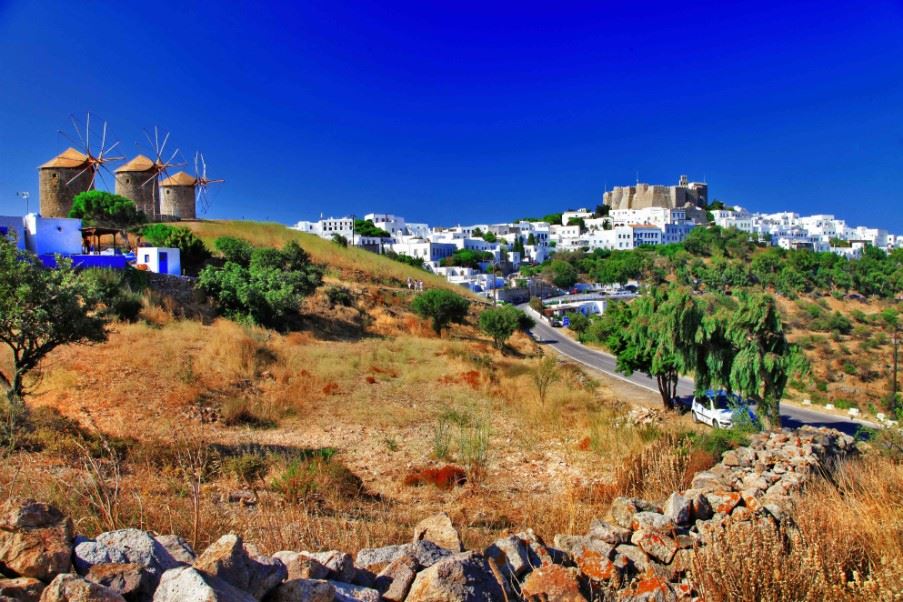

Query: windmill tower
[115,127,181,220]
[160,152,223,220]
[38,114,122,217]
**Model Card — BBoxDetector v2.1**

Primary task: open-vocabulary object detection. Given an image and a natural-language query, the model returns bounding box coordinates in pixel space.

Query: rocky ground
[0,426,854,602]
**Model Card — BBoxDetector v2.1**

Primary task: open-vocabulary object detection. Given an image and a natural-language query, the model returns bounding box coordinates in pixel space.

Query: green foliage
[481,231,498,243]
[565,311,590,334]
[214,236,254,265]
[528,297,544,312]
[689,427,751,457]
[478,305,525,349]
[331,234,348,247]
[69,190,146,229]
[78,268,147,322]
[411,289,470,335]
[594,204,610,217]
[223,453,270,486]
[383,250,425,270]
[326,285,354,308]
[141,225,210,273]
[0,239,107,406]
[441,249,494,269]
[546,259,578,289]
[353,219,390,238]
[526,233,537,246]
[198,241,324,329]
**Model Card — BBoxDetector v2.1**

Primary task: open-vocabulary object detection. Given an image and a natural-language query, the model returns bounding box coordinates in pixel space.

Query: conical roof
[115,154,157,173]
[160,171,197,186]
[39,147,90,169]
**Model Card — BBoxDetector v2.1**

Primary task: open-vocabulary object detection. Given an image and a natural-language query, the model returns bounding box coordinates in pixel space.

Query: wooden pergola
[80,226,125,253]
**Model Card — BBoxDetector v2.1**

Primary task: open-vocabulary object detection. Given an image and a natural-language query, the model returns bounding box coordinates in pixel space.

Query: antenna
[16,191,30,214]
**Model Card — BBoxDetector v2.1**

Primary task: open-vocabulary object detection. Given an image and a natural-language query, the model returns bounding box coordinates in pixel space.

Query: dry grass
[690,454,903,601]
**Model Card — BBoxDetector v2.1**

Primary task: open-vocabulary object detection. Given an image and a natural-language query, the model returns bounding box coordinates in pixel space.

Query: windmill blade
[194,152,200,178]
[85,113,91,153]
[96,169,110,191]
[65,165,92,186]
[158,131,170,160]
[100,121,107,157]
[69,115,86,149]
[200,153,207,179]
[58,128,84,149]
[141,171,159,187]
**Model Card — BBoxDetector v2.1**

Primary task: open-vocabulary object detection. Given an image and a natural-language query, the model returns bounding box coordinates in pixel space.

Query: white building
[137,247,181,275]
[23,214,82,255]
[561,208,594,225]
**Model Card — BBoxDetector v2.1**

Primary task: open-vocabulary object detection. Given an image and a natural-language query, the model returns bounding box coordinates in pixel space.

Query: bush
[326,286,354,308]
[141,225,210,274]
[478,305,524,349]
[270,450,361,504]
[79,268,146,322]
[214,236,254,265]
[223,453,270,486]
[411,289,470,335]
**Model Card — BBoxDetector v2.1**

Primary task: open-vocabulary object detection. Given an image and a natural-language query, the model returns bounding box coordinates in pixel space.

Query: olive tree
[411,289,470,335]
[0,237,107,408]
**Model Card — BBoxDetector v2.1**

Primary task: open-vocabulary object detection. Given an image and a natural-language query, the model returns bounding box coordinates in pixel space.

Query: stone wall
[39,167,93,218]
[115,170,158,220]
[604,182,708,212]
[159,185,196,220]
[0,426,854,602]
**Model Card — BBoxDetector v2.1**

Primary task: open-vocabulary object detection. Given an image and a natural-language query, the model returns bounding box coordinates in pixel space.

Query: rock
[192,534,286,600]
[704,491,741,515]
[520,565,587,602]
[619,569,676,602]
[0,499,73,582]
[152,566,255,602]
[304,552,354,584]
[84,564,154,602]
[610,498,659,530]
[412,513,464,553]
[410,541,452,569]
[586,520,632,545]
[226,491,256,506]
[686,491,712,521]
[406,553,504,602]
[689,472,723,492]
[0,577,44,602]
[613,545,651,575]
[271,553,329,581]
[152,536,194,565]
[38,574,125,602]
[629,531,678,565]
[374,555,417,602]
[353,545,411,573]
[265,579,334,602]
[721,450,740,467]
[515,529,558,567]
[630,513,673,533]
[73,530,179,591]
[484,535,531,578]
[662,494,691,526]
[554,538,616,582]
[329,581,379,602]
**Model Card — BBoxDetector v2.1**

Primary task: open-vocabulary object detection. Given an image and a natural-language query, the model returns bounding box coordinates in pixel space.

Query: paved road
[521,306,874,436]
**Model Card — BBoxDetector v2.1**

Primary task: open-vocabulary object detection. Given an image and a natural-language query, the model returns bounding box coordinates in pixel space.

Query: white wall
[137,247,182,275]
[23,214,82,255]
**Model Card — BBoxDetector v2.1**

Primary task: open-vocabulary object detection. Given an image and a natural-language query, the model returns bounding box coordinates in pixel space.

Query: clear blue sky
[1,1,902,229]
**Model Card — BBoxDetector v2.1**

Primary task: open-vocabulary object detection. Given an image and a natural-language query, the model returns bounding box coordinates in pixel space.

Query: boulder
[353,545,411,573]
[686,491,712,522]
[152,566,254,602]
[84,564,154,602]
[73,530,179,591]
[412,513,464,553]
[618,569,676,602]
[374,555,417,602]
[303,552,354,584]
[0,499,73,582]
[406,553,504,602]
[586,520,632,545]
[553,538,616,583]
[265,579,335,602]
[271,553,329,582]
[629,531,678,565]
[151,537,194,565]
[0,577,44,602]
[520,565,586,602]
[483,535,531,579]
[609,498,659,530]
[662,494,691,527]
[613,545,652,575]
[630,513,673,533]
[410,541,452,569]
[329,581,379,602]
[38,574,125,602]
[704,492,741,515]
[192,534,286,600]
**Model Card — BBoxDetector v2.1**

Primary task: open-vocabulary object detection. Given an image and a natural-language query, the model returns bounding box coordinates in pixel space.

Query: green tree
[411,289,470,335]
[0,238,107,408]
[565,311,590,335]
[479,305,524,350]
[198,241,323,329]
[441,249,493,269]
[69,190,146,229]
[725,292,807,428]
[141,225,211,274]
[526,233,537,246]
[354,219,390,238]
[594,204,610,218]
[214,236,254,265]
[482,231,498,243]
[547,259,578,289]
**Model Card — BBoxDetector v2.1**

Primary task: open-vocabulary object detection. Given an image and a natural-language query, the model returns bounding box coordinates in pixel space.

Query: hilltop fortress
[604,174,708,211]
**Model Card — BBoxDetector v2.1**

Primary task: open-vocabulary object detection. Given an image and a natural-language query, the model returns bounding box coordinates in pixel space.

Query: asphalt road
[521,306,874,436]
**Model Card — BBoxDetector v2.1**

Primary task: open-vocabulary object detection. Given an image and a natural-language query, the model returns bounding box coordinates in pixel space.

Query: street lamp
[16,192,30,214]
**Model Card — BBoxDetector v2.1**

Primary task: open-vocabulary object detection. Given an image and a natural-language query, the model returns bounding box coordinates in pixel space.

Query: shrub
[411,289,470,335]
[220,398,277,428]
[403,465,467,490]
[432,415,452,460]
[270,450,361,504]
[214,236,254,265]
[141,225,210,273]
[478,305,524,349]
[326,286,354,308]
[331,234,348,247]
[223,453,270,486]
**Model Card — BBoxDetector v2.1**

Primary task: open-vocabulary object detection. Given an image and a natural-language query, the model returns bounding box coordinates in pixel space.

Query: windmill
[116,126,184,220]
[61,112,124,189]
[193,152,224,215]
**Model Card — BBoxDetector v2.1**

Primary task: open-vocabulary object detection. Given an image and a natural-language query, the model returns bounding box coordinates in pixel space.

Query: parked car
[691,390,757,429]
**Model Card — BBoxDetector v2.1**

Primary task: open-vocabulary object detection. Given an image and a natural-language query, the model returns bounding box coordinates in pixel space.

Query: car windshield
[710,394,742,410]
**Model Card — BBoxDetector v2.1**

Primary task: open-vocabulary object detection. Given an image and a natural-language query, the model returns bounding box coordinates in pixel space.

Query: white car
[691,392,756,429]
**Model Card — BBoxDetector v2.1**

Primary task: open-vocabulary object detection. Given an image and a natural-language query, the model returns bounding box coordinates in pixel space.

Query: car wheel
[711,418,719,429]
[692,411,699,423]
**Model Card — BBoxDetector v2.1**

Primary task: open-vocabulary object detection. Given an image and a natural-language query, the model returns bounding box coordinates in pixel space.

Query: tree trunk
[656,371,677,410]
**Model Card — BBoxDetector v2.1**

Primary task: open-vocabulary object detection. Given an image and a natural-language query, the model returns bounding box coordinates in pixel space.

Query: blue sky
[1,1,902,229]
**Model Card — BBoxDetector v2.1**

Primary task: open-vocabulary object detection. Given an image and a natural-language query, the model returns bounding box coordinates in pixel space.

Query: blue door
[159,252,168,274]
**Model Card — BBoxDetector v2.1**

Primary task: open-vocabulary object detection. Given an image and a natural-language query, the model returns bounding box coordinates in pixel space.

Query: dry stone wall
[0,426,854,602]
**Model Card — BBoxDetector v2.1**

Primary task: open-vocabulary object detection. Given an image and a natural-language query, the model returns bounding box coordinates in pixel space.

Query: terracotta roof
[160,171,197,186]
[39,147,90,169]
[115,155,157,173]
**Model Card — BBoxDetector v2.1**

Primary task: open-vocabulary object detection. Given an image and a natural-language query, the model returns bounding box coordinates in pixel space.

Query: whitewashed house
[137,247,181,275]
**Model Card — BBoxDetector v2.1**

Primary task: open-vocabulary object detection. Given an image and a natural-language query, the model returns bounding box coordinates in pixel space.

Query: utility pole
[16,192,30,214]
[892,330,899,405]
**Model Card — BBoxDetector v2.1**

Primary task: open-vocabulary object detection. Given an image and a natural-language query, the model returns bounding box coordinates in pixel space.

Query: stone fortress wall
[604,175,708,211]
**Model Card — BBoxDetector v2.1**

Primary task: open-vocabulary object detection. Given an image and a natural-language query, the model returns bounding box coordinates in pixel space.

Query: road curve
[520,305,874,436]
